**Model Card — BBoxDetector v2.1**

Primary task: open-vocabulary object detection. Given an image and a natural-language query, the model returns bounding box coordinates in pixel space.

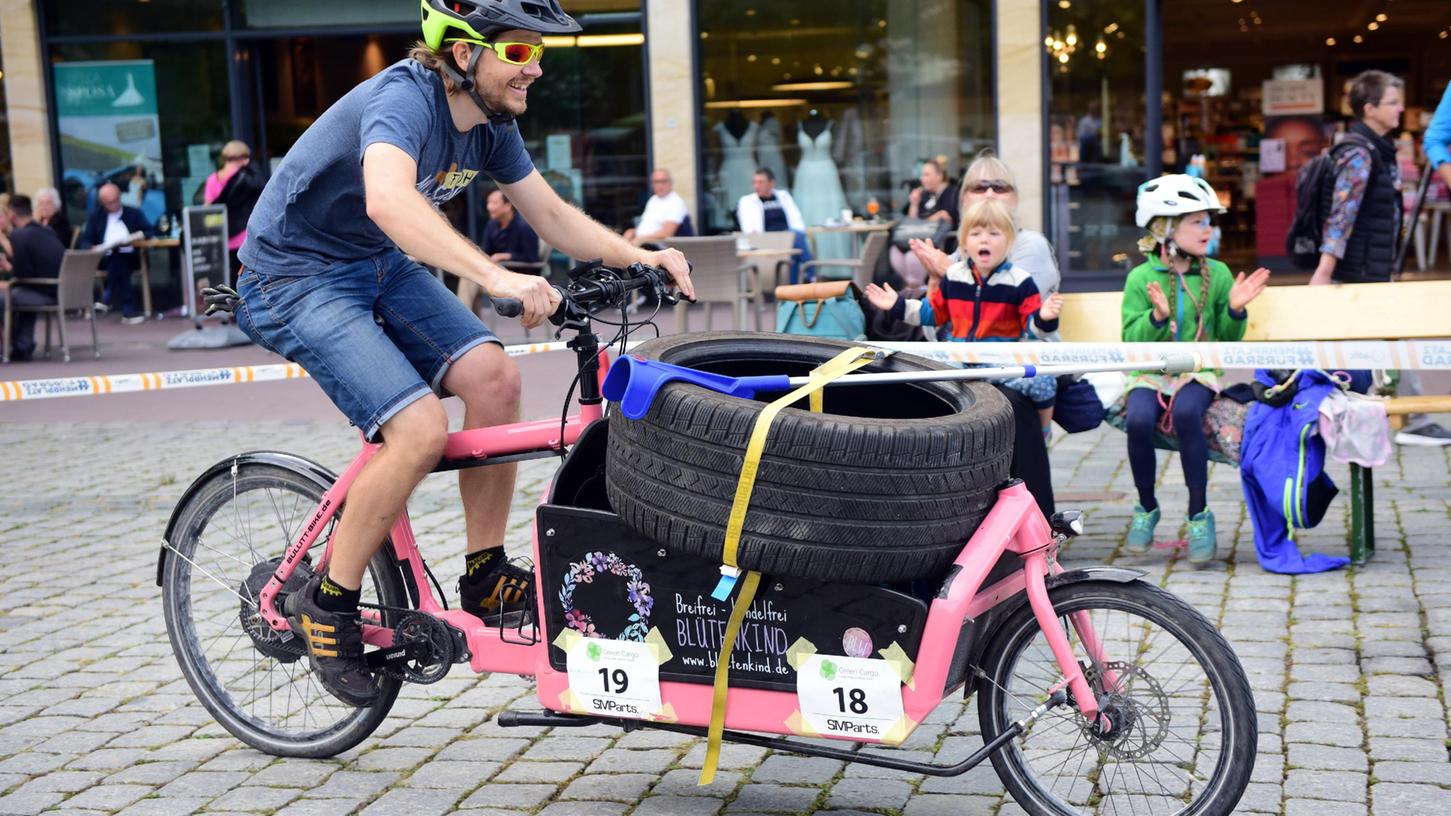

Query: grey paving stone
[1284,800,1366,816]
[631,795,725,816]
[1284,722,1365,748]
[55,783,154,811]
[537,802,628,816]
[650,768,740,798]
[585,749,679,776]
[301,770,400,799]
[748,755,843,785]
[558,772,654,801]
[434,737,530,762]
[457,783,561,810]
[493,761,584,784]
[725,784,821,812]
[1236,781,1283,813]
[0,789,67,814]
[359,787,463,816]
[1369,782,1451,815]
[1366,738,1449,762]
[520,736,613,761]
[115,796,216,816]
[1368,761,1451,785]
[1286,701,1361,724]
[403,759,499,789]
[901,794,1001,815]
[827,777,914,810]
[1287,744,1369,772]
[1283,770,1368,804]
[206,786,302,812]
[157,771,250,797]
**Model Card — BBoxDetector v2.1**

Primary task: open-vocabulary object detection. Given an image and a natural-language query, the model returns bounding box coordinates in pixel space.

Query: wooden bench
[1056,279,1451,565]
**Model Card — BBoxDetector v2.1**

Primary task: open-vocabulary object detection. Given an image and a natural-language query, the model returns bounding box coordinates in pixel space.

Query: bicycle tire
[161,461,407,758]
[977,580,1256,816]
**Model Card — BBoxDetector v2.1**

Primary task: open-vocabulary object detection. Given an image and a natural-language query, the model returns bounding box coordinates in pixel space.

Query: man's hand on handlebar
[644,247,695,302]
[486,268,561,329]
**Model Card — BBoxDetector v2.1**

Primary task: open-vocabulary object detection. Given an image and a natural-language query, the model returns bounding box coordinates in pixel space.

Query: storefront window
[232,0,414,30]
[51,42,232,229]
[695,1,994,245]
[0,36,13,194]
[1046,0,1148,277]
[509,11,648,233]
[40,0,223,37]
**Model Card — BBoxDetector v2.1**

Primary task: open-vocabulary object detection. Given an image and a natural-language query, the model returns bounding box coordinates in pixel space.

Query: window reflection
[696,1,994,238]
[1046,2,1147,276]
[41,0,223,37]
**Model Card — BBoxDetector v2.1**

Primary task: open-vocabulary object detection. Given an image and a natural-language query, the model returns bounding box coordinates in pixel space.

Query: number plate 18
[564,638,662,720]
[796,654,905,740]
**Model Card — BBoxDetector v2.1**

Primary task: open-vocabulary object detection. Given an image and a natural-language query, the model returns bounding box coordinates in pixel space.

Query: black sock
[463,549,503,584]
[315,575,360,613]
[1139,496,1159,512]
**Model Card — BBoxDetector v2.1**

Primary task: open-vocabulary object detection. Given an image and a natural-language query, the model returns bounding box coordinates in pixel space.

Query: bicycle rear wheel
[161,460,406,758]
[977,580,1256,816]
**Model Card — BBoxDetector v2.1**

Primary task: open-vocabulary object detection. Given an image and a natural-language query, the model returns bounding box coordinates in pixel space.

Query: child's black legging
[1125,381,1214,516]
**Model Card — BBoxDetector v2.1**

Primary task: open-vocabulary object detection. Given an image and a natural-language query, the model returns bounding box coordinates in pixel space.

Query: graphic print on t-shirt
[419,162,480,205]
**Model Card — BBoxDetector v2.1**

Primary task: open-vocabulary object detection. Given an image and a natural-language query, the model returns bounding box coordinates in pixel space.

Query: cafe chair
[3,250,105,363]
[663,236,756,332]
[798,229,889,291]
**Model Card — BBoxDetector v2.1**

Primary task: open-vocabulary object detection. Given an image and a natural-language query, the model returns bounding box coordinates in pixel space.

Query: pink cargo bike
[160,262,1256,815]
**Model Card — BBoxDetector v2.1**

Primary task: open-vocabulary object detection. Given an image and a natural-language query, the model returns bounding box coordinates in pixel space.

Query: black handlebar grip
[492,298,523,318]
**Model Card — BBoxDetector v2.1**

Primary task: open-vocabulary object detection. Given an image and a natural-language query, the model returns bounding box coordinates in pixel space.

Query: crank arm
[364,640,433,670]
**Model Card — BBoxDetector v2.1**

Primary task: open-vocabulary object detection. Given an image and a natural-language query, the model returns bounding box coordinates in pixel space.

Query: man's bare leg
[442,343,524,556]
[326,395,450,589]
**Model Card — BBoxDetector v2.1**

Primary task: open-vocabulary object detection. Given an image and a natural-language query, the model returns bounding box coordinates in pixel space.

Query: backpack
[1284,133,1372,269]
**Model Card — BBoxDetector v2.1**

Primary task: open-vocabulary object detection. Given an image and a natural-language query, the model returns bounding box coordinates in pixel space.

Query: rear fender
[155,451,338,587]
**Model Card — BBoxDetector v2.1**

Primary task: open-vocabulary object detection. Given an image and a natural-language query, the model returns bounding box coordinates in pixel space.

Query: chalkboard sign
[538,504,928,692]
[182,205,228,317]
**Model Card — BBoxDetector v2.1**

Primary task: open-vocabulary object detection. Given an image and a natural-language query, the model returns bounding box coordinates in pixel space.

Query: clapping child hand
[863,282,900,311]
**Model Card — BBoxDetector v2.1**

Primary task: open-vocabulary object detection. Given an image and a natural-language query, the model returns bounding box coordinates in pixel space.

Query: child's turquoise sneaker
[1187,509,1217,564]
[1125,504,1160,554]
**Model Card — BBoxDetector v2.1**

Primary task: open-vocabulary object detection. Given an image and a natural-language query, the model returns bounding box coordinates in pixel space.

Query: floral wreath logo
[559,551,653,641]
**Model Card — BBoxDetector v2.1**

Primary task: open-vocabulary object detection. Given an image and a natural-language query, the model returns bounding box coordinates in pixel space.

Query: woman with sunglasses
[907,152,1061,300]
[232,0,694,708]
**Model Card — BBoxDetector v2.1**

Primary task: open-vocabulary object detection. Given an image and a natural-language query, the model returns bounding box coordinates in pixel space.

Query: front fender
[1046,565,1146,589]
[156,451,338,587]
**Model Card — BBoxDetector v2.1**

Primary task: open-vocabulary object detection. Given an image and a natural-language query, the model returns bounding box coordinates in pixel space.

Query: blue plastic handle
[602,356,791,419]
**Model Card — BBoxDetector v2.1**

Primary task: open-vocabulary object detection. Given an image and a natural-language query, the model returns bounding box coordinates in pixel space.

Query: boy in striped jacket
[866,198,1063,436]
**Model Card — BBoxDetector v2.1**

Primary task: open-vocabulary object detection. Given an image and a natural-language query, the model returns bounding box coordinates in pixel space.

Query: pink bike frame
[254,346,1116,742]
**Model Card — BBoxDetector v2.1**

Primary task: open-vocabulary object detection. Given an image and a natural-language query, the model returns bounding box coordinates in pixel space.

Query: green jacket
[1122,257,1247,391]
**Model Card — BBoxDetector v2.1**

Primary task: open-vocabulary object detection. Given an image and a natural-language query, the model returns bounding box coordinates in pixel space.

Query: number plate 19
[564,638,662,720]
[796,654,904,740]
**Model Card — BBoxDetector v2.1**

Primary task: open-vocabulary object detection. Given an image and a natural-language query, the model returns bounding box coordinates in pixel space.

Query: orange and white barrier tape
[0,340,570,402]
[3,339,1448,402]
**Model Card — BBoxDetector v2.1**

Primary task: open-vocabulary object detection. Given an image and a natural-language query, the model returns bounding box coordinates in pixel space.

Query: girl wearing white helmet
[1121,174,1270,564]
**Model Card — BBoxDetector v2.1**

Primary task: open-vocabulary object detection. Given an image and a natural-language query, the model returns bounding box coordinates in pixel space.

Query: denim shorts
[235,250,498,441]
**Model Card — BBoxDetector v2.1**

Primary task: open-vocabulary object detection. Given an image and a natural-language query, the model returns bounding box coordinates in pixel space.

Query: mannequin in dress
[793,110,850,259]
[756,112,790,193]
[833,107,868,211]
[715,110,758,225]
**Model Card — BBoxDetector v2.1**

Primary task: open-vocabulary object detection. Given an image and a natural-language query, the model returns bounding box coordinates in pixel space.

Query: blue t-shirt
[240,59,535,275]
[483,213,540,263]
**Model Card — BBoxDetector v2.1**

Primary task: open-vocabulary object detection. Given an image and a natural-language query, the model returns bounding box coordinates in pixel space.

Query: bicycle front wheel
[161,460,407,758]
[978,580,1256,816]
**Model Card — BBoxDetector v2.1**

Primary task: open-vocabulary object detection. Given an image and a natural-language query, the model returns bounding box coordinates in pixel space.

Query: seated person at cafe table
[736,167,813,283]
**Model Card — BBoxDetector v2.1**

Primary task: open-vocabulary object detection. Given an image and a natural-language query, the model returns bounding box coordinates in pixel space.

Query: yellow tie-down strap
[700,346,884,785]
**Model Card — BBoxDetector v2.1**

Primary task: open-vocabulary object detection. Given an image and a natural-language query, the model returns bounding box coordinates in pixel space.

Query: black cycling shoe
[283,574,381,707]
[459,559,534,622]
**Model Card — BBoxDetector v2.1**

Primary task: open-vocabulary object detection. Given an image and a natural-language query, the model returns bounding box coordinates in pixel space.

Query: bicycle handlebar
[489,261,684,325]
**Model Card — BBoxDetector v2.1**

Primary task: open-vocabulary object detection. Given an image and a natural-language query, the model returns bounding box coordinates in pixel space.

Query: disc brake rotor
[1083,660,1171,760]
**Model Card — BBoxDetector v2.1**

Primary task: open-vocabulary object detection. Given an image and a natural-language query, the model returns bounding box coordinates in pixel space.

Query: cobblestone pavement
[1,420,1450,816]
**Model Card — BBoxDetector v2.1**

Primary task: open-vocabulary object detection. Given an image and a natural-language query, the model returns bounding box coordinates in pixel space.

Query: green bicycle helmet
[420,0,582,50]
